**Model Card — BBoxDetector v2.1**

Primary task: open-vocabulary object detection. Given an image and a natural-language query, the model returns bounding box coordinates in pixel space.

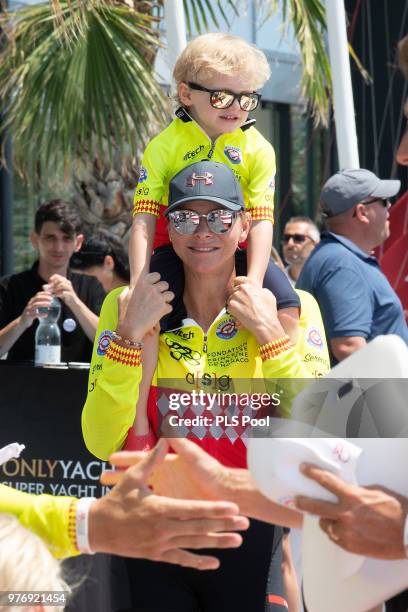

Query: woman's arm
[82,276,174,460]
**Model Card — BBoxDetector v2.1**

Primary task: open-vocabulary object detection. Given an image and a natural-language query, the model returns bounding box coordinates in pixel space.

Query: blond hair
[398,35,408,79]
[0,514,70,612]
[173,33,270,97]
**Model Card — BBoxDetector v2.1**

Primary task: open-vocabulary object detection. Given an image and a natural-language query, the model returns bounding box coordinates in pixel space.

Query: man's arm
[0,291,53,356]
[1,443,248,569]
[48,274,99,341]
[103,439,303,529]
[330,336,367,362]
[294,463,408,559]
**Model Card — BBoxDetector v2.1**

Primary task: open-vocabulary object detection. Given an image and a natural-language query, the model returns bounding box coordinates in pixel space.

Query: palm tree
[0,0,330,236]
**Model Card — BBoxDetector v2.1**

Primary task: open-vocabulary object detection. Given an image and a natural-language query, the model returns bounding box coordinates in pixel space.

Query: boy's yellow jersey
[82,288,330,465]
[133,109,276,249]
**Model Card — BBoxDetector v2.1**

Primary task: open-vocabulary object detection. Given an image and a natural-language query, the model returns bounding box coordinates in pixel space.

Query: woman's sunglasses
[187,82,260,112]
[168,209,238,235]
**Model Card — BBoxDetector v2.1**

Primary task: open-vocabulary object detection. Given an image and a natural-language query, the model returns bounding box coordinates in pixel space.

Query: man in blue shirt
[297,168,407,365]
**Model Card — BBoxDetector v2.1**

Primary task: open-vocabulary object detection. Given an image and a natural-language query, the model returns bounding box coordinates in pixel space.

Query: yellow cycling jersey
[0,484,78,559]
[133,109,276,249]
[82,288,330,463]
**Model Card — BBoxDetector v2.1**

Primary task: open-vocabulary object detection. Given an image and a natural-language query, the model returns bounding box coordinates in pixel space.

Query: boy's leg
[235,250,300,344]
[150,246,185,331]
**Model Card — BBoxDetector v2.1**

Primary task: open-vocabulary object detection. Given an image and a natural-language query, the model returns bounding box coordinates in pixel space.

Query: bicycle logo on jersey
[165,338,201,365]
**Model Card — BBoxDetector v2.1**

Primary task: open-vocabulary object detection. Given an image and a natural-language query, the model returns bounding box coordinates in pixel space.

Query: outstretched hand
[93,439,248,569]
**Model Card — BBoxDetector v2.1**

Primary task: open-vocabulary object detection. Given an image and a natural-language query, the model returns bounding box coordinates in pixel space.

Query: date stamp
[0,591,68,606]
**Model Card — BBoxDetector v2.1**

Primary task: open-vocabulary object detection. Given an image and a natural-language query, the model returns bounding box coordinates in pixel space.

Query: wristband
[259,336,292,361]
[106,341,142,367]
[111,331,143,349]
[76,497,96,555]
[68,498,78,551]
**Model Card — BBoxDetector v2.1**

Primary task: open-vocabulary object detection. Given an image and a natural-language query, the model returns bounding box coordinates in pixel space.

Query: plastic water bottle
[35,295,61,365]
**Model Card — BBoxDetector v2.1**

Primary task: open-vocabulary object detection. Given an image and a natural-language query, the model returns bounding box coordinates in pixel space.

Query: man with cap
[297,167,408,365]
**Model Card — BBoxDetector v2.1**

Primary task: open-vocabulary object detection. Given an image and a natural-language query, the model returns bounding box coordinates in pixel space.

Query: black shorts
[150,245,300,331]
[119,520,288,612]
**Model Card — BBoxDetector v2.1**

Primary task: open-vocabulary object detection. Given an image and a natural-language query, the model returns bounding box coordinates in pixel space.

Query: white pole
[164,0,187,73]
[325,0,360,169]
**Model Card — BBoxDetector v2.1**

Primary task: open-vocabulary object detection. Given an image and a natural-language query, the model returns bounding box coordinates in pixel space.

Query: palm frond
[183,0,238,35]
[282,0,331,125]
[0,1,169,179]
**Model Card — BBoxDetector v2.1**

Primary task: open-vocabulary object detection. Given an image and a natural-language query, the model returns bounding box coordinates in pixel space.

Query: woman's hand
[116,273,174,342]
[226,277,286,344]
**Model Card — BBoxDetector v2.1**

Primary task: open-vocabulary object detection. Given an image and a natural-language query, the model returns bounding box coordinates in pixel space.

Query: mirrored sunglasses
[187,82,260,112]
[168,209,238,235]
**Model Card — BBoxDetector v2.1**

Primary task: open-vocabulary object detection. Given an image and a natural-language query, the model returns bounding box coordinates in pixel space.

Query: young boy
[129,33,300,449]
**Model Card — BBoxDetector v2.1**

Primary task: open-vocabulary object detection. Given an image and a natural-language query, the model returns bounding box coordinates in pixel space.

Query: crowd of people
[1,28,408,612]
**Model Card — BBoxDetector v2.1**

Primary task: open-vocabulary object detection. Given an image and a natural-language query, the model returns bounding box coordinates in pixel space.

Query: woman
[70,228,130,292]
[82,161,329,611]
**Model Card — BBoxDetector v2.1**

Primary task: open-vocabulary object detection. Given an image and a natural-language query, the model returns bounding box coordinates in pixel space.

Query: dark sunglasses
[352,198,390,218]
[187,82,260,112]
[361,198,390,207]
[168,209,238,235]
[281,233,312,245]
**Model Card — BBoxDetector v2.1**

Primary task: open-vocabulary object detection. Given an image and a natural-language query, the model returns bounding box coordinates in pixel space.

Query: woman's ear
[178,82,193,107]
[103,254,115,270]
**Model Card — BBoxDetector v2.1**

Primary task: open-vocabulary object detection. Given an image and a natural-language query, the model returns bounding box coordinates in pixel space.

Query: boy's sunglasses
[281,233,313,245]
[168,209,238,235]
[187,82,260,112]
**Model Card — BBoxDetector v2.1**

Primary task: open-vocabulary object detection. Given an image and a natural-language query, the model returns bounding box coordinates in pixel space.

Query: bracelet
[111,331,143,349]
[68,498,79,552]
[259,335,292,361]
[76,497,96,555]
[106,340,142,367]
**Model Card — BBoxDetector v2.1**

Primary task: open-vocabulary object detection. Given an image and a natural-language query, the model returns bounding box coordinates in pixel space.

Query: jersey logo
[165,338,201,365]
[268,175,275,190]
[183,145,205,161]
[138,166,148,183]
[306,326,323,351]
[186,172,213,187]
[216,319,238,340]
[97,330,113,356]
[224,146,242,164]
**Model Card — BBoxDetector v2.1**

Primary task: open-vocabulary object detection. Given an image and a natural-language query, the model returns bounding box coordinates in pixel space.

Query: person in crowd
[82,160,329,611]
[281,216,320,286]
[70,228,130,292]
[0,444,248,569]
[128,31,301,450]
[0,200,105,363]
[292,33,408,564]
[0,513,69,612]
[297,168,407,365]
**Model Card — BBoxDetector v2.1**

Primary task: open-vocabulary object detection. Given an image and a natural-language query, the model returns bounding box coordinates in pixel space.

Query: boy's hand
[117,273,174,341]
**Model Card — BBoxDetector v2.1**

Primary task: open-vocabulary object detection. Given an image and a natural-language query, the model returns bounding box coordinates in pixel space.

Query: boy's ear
[178,82,193,107]
[30,231,39,250]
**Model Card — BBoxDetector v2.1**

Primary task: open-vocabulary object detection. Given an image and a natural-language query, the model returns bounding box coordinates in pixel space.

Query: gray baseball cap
[320,168,400,217]
[165,161,245,215]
